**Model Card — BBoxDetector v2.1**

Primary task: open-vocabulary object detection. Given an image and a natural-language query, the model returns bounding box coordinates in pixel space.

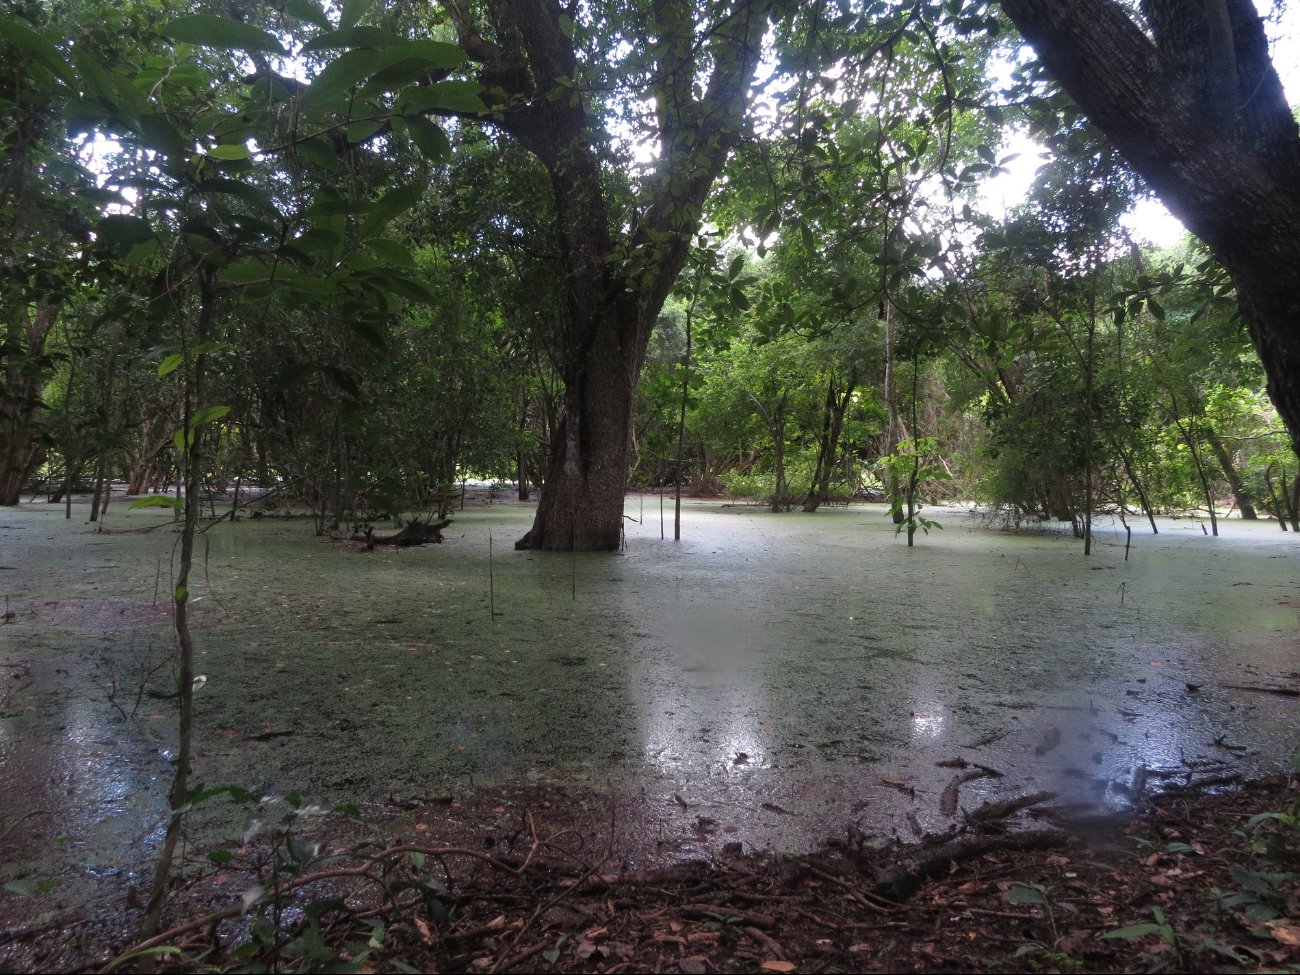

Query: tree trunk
[674,294,695,539]
[517,318,638,550]
[883,299,906,524]
[998,0,1300,458]
[0,302,57,505]
[450,0,771,551]
[770,390,788,513]
[1204,424,1257,518]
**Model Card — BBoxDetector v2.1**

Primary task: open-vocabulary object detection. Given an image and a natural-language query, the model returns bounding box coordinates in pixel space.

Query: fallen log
[348,519,452,547]
[872,830,1066,902]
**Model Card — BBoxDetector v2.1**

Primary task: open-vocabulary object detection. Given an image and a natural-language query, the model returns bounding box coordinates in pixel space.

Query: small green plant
[1214,758,1298,921]
[1104,904,1253,971]
[878,436,950,543]
[1003,881,1083,970]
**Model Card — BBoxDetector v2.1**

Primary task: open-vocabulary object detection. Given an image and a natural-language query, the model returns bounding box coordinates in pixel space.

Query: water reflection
[910,705,946,740]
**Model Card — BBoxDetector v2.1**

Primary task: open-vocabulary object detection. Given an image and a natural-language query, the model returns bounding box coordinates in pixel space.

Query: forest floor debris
[2,774,1297,973]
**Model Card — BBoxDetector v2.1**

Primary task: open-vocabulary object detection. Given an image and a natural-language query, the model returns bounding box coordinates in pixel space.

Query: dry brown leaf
[760,962,796,973]
[413,916,433,945]
[1267,921,1300,946]
[687,931,721,945]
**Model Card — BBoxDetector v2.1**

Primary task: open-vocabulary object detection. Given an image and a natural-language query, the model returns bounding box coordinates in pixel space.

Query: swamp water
[0,497,1297,924]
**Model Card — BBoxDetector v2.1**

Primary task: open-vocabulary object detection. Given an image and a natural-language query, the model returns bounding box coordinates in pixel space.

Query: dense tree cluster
[2,0,1298,550]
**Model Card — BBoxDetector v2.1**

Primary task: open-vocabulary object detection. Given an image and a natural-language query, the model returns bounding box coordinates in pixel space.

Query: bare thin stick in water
[488,530,497,618]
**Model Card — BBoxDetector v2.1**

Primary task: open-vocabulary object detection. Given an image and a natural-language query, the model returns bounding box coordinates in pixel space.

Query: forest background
[3,0,1300,551]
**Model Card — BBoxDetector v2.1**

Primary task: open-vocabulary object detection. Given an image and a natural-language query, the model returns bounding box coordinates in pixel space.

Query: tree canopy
[1,0,1298,543]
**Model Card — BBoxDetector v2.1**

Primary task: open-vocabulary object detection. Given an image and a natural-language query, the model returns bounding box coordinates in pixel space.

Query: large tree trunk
[451,0,770,551]
[998,0,1300,457]
[518,307,640,550]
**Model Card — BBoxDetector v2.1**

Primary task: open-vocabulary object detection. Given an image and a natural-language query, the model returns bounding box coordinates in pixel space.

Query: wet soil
[0,493,1297,970]
[7,774,1300,973]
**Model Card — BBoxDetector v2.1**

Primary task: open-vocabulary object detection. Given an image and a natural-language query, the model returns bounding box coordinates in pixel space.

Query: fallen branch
[872,830,1067,903]
[1221,683,1300,698]
[940,769,994,817]
[966,791,1058,826]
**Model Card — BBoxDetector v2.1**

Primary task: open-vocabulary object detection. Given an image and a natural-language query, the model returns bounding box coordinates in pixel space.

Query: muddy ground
[0,492,1297,970]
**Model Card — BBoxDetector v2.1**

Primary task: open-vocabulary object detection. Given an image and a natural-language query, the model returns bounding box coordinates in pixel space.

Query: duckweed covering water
[0,496,1297,911]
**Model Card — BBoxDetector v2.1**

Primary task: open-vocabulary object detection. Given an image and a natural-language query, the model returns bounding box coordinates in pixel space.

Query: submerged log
[348,519,452,547]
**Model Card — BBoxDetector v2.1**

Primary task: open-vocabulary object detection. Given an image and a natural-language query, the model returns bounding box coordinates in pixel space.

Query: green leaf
[191,405,231,426]
[175,585,189,604]
[207,849,234,866]
[301,49,381,108]
[397,79,486,115]
[346,118,384,143]
[123,239,160,266]
[219,261,274,284]
[163,16,285,54]
[377,273,436,305]
[360,184,422,238]
[96,215,155,250]
[1147,296,1166,321]
[195,177,278,215]
[301,25,400,51]
[359,40,466,94]
[129,495,185,511]
[0,17,78,85]
[1103,923,1165,940]
[378,37,465,70]
[1003,883,1047,905]
[294,137,342,173]
[401,115,452,161]
[158,353,183,377]
[205,143,252,161]
[137,113,188,161]
[283,0,331,29]
[186,784,254,805]
[367,238,415,267]
[339,0,376,29]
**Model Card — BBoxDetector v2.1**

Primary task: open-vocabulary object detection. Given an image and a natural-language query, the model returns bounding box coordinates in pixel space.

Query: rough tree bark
[998,0,1300,458]
[446,0,771,550]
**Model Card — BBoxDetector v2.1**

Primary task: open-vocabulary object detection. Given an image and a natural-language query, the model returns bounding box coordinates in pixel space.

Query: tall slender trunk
[1204,425,1258,519]
[770,390,788,513]
[1109,436,1159,533]
[1175,409,1219,536]
[803,374,853,513]
[884,298,905,524]
[674,298,694,540]
[142,273,213,939]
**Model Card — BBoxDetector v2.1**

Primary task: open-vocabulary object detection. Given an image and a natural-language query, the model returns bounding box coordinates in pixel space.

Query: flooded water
[1,496,1297,921]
